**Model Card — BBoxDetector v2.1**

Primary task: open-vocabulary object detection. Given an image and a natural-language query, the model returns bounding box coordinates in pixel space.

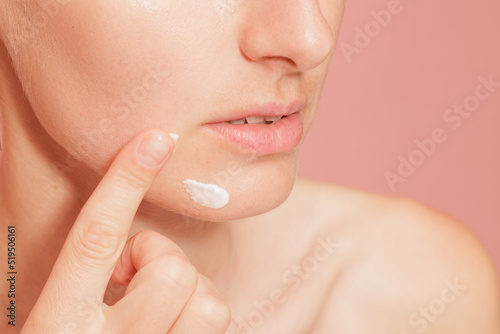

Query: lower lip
[203,112,304,155]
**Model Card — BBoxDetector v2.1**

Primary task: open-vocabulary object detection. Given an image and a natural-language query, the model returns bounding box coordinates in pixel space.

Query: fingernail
[138,132,172,167]
[169,133,179,144]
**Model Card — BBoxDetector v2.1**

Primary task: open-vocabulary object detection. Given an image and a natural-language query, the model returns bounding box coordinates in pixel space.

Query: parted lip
[206,97,308,123]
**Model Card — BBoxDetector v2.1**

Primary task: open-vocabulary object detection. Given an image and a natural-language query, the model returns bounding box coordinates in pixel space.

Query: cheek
[10,0,325,219]
[16,0,222,171]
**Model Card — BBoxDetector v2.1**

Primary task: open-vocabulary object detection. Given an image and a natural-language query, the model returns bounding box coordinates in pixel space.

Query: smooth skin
[1,0,499,333]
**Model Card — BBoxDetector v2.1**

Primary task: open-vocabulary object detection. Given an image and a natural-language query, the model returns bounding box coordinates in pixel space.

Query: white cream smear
[183,180,230,209]
[169,133,179,144]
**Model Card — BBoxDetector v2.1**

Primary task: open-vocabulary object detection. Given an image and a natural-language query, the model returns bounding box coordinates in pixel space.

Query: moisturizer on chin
[183,179,230,209]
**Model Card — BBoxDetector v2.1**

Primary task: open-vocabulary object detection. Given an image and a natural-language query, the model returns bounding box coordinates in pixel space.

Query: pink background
[298,0,499,275]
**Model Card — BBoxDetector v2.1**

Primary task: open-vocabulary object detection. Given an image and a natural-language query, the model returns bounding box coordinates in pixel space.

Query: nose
[239,0,336,73]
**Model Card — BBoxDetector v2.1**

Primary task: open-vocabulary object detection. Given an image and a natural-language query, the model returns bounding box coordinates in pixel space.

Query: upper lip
[207,97,308,123]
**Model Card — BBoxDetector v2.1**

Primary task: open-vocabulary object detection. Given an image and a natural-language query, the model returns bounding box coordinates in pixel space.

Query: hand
[20,129,240,334]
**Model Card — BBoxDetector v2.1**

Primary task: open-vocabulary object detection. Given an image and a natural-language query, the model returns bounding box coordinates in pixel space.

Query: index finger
[35,129,176,316]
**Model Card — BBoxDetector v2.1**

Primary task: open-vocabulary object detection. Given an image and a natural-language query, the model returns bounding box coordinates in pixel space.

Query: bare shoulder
[290,177,500,333]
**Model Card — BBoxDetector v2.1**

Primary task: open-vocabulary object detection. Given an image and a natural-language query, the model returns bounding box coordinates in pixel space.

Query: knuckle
[73,220,122,261]
[193,295,232,329]
[131,230,187,258]
[115,167,151,192]
[134,229,159,241]
[153,255,198,290]
[131,229,161,247]
[134,230,177,251]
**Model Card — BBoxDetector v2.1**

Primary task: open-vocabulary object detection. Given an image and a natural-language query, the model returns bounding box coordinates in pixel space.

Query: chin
[142,146,301,222]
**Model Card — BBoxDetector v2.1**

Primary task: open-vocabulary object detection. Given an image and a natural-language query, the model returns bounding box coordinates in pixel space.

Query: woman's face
[3,0,345,221]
